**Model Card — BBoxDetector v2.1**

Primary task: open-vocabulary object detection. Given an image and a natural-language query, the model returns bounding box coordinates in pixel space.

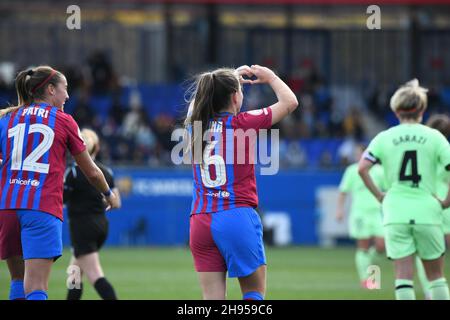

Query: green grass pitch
[1,246,448,300]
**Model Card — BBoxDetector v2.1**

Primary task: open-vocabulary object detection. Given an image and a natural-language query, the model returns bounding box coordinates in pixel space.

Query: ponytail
[16,69,34,106]
[0,69,32,118]
[190,73,216,163]
[0,66,63,119]
[185,68,240,164]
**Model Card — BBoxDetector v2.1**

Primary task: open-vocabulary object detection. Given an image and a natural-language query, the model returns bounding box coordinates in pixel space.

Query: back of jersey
[0,103,85,220]
[366,123,450,224]
[369,124,449,195]
[191,108,272,215]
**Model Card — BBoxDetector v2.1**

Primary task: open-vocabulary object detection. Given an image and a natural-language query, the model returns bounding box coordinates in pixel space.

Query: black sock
[67,282,83,300]
[94,277,117,300]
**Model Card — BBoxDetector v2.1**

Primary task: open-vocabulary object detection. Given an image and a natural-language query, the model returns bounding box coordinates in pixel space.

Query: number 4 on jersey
[399,150,421,187]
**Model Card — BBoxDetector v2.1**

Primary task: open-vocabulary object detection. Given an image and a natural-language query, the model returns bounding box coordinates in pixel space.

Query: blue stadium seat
[90,95,113,122]
[440,87,450,108]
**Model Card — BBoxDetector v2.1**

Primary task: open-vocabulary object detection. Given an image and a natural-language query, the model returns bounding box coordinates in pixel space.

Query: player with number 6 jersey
[0,65,119,300]
[359,79,450,300]
[185,65,298,301]
[190,106,271,215]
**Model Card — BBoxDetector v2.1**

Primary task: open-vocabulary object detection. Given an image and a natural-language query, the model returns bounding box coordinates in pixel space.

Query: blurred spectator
[87,50,117,94]
[337,136,358,167]
[280,140,307,168]
[343,107,364,140]
[3,55,446,169]
[319,150,334,169]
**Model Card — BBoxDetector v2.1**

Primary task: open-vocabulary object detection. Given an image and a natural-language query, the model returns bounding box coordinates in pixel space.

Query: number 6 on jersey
[200,140,227,188]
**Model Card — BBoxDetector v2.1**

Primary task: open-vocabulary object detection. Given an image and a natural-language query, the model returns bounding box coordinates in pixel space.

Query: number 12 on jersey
[8,123,55,174]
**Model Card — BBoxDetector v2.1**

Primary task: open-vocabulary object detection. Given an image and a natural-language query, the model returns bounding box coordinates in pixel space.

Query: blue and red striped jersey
[190,107,272,215]
[0,103,86,220]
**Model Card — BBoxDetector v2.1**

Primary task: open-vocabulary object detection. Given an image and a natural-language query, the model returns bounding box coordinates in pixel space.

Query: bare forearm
[112,187,122,208]
[360,170,383,201]
[337,192,347,211]
[85,168,110,194]
[74,150,110,194]
[442,183,450,208]
[269,77,298,113]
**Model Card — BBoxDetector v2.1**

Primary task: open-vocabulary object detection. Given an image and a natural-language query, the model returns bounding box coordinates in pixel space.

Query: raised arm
[248,65,298,125]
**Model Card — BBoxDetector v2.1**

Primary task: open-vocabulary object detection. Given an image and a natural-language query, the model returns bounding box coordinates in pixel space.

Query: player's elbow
[286,94,298,113]
[357,164,367,177]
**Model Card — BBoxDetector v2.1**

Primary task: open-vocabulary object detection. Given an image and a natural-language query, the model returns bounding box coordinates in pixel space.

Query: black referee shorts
[68,214,108,258]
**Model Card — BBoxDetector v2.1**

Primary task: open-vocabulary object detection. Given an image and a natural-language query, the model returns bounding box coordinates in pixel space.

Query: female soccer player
[0,66,119,300]
[185,65,298,300]
[64,128,121,300]
[415,114,450,299]
[358,79,450,300]
[336,143,385,289]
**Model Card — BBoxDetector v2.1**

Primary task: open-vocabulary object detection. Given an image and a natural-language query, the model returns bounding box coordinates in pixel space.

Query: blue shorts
[190,207,266,278]
[17,210,63,260]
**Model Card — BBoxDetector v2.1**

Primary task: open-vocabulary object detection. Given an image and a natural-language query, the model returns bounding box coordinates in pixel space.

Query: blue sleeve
[0,117,5,159]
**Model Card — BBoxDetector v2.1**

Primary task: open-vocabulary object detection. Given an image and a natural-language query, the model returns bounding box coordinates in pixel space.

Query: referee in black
[64,128,121,300]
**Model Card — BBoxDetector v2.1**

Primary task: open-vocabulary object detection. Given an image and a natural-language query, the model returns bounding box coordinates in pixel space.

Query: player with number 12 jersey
[0,103,85,220]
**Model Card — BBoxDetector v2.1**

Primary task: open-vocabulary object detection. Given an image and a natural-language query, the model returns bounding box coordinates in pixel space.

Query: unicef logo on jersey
[9,178,40,187]
[206,191,230,199]
[31,180,40,187]
[220,191,230,198]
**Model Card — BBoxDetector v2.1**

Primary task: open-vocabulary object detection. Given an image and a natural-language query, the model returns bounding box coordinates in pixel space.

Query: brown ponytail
[185,68,240,163]
[0,65,64,118]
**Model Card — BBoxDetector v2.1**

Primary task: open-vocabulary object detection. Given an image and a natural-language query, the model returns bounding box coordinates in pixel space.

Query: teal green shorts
[349,213,384,240]
[384,223,445,260]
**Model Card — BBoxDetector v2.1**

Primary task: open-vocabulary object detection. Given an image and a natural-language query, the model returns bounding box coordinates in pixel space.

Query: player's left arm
[234,107,273,131]
[435,132,450,208]
[247,65,298,126]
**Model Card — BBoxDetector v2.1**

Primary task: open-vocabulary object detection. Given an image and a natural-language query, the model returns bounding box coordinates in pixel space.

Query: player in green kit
[426,114,450,244]
[358,79,450,300]
[415,114,450,299]
[336,144,385,289]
